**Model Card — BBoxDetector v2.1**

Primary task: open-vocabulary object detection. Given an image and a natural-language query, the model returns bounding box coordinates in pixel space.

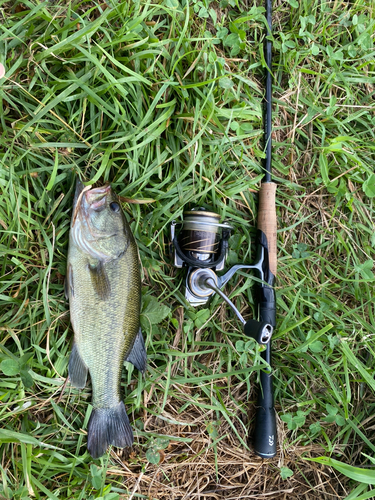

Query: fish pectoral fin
[65,263,74,300]
[68,343,88,389]
[88,260,111,301]
[125,328,147,373]
[64,277,69,301]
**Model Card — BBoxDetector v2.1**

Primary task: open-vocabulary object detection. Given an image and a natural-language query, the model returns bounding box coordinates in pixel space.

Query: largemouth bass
[66,180,146,458]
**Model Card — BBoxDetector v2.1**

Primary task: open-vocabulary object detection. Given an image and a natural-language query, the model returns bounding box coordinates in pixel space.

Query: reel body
[170,208,274,338]
[171,209,230,306]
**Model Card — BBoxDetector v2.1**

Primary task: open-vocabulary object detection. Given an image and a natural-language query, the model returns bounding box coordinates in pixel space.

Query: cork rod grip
[257,182,277,276]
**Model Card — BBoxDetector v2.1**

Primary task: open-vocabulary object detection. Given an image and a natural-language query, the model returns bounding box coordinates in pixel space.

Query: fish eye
[110,202,120,213]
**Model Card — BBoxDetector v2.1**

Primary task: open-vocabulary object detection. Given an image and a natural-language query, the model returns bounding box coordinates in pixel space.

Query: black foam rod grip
[253,345,277,458]
[257,283,276,328]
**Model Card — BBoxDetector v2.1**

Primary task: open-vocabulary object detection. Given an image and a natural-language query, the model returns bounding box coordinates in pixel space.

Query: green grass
[1,0,375,498]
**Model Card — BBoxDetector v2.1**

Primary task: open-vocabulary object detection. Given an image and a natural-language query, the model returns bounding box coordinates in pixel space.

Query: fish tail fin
[87,402,134,459]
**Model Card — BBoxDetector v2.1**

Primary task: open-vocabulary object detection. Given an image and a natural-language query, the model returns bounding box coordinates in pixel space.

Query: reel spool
[179,210,221,262]
[171,208,232,273]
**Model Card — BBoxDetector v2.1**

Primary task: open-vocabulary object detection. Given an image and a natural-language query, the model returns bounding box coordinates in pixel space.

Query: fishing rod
[170,0,277,458]
[252,0,277,458]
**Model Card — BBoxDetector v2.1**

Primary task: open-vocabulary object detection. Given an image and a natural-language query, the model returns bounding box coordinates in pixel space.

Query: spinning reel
[171,208,273,346]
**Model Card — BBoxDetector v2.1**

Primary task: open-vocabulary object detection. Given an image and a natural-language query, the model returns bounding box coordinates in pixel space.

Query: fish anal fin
[68,344,88,389]
[125,328,147,373]
[88,261,111,301]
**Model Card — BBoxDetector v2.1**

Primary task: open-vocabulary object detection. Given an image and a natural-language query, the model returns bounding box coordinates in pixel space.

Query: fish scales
[69,241,140,405]
[67,181,146,458]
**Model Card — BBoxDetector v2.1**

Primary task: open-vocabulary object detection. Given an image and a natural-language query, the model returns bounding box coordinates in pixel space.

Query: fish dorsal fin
[69,343,88,389]
[88,260,111,301]
[125,328,147,373]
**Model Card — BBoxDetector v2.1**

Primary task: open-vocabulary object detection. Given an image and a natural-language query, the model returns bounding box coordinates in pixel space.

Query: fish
[65,180,146,459]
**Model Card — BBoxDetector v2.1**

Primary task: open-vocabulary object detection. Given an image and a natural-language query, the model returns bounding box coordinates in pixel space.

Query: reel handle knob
[244,320,272,344]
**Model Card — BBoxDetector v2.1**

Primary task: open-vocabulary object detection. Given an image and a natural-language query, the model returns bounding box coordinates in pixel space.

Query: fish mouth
[85,185,111,210]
